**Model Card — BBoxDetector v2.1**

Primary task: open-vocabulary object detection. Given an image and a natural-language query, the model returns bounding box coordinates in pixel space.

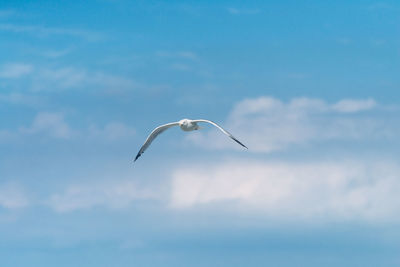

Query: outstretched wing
[192,119,248,149]
[134,122,179,162]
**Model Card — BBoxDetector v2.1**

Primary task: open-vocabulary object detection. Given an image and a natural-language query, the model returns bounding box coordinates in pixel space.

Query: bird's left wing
[192,119,248,149]
[134,122,179,162]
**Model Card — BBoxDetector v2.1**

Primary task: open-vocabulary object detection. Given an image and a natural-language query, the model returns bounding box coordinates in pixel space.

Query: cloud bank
[170,159,400,222]
[188,96,393,152]
[1,96,398,225]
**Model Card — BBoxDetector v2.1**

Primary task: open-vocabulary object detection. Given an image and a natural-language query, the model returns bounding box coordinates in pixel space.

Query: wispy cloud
[88,122,136,141]
[188,96,392,152]
[177,51,198,60]
[336,37,352,45]
[33,67,87,90]
[370,39,386,46]
[42,48,72,58]
[154,50,211,75]
[0,93,44,107]
[170,159,400,222]
[32,67,137,91]
[20,112,74,139]
[170,63,191,71]
[367,2,393,11]
[156,50,198,60]
[48,180,156,212]
[6,112,135,142]
[0,183,29,209]
[0,62,137,92]
[0,23,102,41]
[0,63,33,78]
[0,129,13,142]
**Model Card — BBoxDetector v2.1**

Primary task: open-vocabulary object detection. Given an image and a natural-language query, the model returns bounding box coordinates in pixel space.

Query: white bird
[134,118,247,162]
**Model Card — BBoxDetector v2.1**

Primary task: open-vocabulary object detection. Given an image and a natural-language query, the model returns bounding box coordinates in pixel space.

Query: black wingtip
[231,136,248,149]
[241,143,248,149]
[133,153,141,163]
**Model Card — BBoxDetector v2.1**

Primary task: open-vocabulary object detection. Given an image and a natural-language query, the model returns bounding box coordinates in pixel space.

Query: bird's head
[179,118,190,126]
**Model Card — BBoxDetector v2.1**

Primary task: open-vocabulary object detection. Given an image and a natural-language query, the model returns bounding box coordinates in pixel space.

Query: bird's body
[134,118,247,162]
[179,118,199,131]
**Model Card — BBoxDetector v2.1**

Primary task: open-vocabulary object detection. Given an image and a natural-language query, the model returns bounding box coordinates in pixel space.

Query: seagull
[134,118,247,162]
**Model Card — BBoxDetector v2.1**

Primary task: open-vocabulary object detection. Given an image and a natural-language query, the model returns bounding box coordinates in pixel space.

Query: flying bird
[134,119,247,162]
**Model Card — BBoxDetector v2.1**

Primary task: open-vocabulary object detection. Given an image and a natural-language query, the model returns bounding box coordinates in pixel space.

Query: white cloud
[0,183,29,209]
[188,96,389,152]
[20,112,74,139]
[170,160,400,222]
[333,98,376,113]
[48,180,156,212]
[0,63,33,78]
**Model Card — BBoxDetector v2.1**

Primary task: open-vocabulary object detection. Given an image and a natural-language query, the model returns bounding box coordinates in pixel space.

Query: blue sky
[1,0,400,266]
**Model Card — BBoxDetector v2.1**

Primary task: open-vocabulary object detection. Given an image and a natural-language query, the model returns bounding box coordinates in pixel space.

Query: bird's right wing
[192,119,248,149]
[134,122,179,162]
